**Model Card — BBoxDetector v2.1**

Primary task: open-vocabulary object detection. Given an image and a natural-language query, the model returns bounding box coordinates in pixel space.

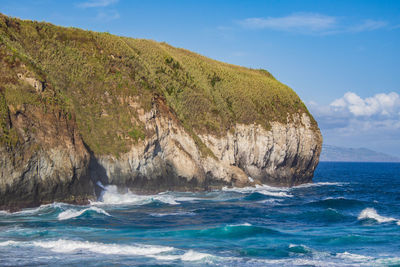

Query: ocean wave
[288,244,312,254]
[222,184,292,198]
[92,185,180,206]
[358,208,400,225]
[258,198,284,204]
[1,238,219,263]
[292,182,346,189]
[32,239,174,256]
[245,250,400,267]
[228,223,252,227]
[0,203,65,216]
[195,223,281,239]
[149,211,196,217]
[0,240,20,246]
[2,238,399,266]
[152,249,214,262]
[336,252,374,262]
[246,258,342,266]
[307,197,364,209]
[294,208,350,224]
[58,207,110,220]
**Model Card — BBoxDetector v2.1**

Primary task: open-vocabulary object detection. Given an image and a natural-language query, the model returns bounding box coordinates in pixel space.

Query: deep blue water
[1,162,400,266]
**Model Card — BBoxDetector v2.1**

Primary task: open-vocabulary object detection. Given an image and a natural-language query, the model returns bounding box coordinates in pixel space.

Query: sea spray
[92,185,179,205]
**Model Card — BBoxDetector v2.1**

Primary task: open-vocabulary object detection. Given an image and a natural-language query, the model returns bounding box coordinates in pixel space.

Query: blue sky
[1,0,400,156]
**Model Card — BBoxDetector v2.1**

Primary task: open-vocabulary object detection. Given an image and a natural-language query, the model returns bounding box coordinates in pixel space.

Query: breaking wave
[58,207,110,220]
[358,208,400,225]
[92,185,180,205]
[0,239,217,262]
[32,239,173,256]
[222,184,292,198]
[149,211,196,217]
[292,182,346,189]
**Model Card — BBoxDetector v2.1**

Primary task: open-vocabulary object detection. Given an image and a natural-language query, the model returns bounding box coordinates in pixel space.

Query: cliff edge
[0,14,322,210]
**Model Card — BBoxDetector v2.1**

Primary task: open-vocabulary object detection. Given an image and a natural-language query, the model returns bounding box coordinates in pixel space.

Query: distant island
[320,145,400,162]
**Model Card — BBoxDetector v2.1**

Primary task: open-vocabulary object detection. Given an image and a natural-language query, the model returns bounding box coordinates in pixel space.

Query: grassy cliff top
[0,13,317,156]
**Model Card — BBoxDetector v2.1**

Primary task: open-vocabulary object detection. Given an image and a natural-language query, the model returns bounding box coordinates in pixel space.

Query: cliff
[0,14,322,210]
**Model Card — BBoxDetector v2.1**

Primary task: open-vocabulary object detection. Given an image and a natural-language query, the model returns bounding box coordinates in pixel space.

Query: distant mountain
[320,145,400,162]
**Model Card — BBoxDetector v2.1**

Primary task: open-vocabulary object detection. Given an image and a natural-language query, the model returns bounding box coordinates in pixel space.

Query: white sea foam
[246,258,340,266]
[288,243,310,249]
[58,207,110,220]
[92,185,179,205]
[152,249,214,261]
[245,251,400,267]
[258,198,284,204]
[0,240,20,246]
[33,239,174,256]
[222,184,292,197]
[93,183,294,207]
[149,211,196,217]
[292,182,346,189]
[358,208,399,224]
[228,223,252,227]
[336,252,374,262]
[260,191,292,197]
[0,203,63,216]
[30,239,217,262]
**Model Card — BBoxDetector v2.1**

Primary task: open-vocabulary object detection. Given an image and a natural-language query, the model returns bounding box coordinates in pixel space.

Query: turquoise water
[1,162,400,266]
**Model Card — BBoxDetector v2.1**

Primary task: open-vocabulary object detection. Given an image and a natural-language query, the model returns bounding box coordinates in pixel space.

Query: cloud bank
[309,92,400,156]
[330,92,400,117]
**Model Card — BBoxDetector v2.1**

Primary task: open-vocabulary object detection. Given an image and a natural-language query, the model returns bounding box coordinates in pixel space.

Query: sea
[1,162,400,266]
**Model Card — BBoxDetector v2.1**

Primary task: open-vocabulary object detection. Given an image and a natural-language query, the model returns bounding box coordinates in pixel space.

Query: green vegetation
[0,13,317,156]
[0,92,18,147]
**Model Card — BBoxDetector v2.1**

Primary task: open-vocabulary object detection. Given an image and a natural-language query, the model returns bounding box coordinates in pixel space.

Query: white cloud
[239,14,388,34]
[77,0,118,8]
[240,13,337,33]
[349,19,387,32]
[330,92,400,116]
[96,10,120,21]
[308,91,400,156]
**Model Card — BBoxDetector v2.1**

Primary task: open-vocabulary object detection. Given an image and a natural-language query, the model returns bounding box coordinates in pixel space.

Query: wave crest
[222,184,292,198]
[1,239,218,262]
[358,208,400,225]
[58,207,110,220]
[92,185,180,205]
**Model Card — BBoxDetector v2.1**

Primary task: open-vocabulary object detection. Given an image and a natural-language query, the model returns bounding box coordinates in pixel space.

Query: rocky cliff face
[0,14,322,210]
[0,94,322,210]
[94,97,322,194]
[0,104,93,211]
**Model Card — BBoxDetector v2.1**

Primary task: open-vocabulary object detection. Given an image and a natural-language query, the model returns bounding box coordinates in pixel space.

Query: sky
[1,0,400,156]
